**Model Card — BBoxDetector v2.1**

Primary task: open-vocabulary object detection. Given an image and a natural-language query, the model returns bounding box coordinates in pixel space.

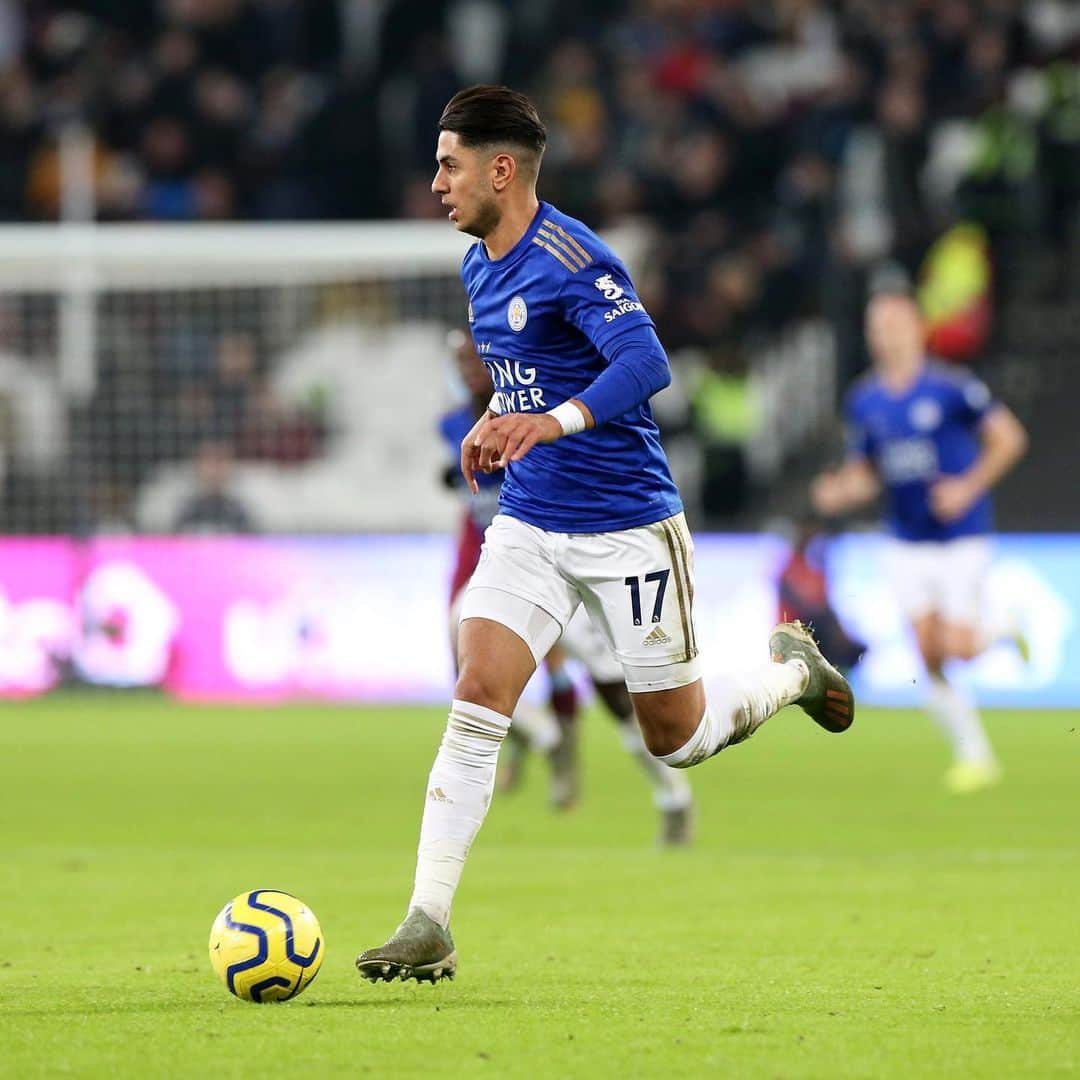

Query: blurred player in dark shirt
[777,516,865,675]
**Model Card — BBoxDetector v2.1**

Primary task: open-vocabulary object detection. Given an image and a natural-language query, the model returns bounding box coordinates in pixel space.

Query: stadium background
[4,6,1080,1078]
[0,0,1078,706]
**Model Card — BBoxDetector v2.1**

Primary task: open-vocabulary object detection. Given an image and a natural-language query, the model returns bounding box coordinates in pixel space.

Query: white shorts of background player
[461,512,701,694]
[885,536,991,625]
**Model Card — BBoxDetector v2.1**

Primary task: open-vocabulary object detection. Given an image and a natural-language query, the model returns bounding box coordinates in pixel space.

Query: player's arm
[480,252,674,471]
[484,324,670,469]
[930,403,1028,522]
[812,396,881,517]
[479,400,591,473]
[811,456,881,517]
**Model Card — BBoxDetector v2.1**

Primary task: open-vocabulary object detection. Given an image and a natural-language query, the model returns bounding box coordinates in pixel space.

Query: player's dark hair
[438,85,547,158]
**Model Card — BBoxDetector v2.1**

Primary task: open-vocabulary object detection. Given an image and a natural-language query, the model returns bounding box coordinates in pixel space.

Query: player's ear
[490,152,516,193]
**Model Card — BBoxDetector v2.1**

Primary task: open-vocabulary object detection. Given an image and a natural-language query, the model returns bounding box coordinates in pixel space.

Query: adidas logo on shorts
[642,625,672,647]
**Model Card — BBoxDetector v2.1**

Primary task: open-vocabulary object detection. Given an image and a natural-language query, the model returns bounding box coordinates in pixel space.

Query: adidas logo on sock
[427,787,454,804]
[642,624,672,647]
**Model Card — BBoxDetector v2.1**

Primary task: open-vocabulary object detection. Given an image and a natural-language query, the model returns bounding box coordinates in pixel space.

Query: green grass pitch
[2,694,1078,1078]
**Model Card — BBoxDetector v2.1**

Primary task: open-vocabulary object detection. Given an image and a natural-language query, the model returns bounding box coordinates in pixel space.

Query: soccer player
[776,515,866,675]
[811,285,1028,793]
[441,329,695,843]
[357,85,854,983]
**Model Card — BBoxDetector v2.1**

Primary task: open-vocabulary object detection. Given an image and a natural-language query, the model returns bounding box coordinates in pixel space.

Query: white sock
[408,699,510,928]
[618,723,693,810]
[926,675,995,765]
[660,660,808,768]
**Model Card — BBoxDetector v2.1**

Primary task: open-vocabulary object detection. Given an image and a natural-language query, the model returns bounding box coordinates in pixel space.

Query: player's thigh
[885,539,940,623]
[939,537,991,659]
[458,514,580,711]
[565,512,702,694]
[558,605,624,685]
[455,616,538,717]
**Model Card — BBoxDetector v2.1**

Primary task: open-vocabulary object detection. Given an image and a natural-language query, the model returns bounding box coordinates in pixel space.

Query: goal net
[0,223,480,535]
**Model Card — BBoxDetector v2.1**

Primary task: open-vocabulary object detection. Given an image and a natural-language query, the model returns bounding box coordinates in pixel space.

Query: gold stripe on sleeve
[536,227,587,270]
[542,220,592,265]
[531,236,578,273]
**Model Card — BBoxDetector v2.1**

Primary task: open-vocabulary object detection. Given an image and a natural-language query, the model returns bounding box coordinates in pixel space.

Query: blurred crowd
[2,0,353,220]
[1,0,1078,531]
[4,1,1078,351]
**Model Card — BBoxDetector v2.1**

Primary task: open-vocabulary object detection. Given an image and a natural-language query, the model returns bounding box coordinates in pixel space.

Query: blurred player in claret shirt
[776,515,866,676]
[358,85,855,984]
[813,284,1028,794]
[439,329,694,841]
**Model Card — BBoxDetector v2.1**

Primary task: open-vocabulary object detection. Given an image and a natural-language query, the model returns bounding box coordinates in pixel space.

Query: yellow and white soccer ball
[209,889,324,1003]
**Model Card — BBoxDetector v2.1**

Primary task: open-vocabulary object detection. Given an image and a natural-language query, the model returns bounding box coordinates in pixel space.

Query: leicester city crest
[909,398,942,431]
[507,295,528,332]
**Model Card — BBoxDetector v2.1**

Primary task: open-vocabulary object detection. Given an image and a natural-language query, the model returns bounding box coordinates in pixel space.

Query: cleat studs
[381,963,390,975]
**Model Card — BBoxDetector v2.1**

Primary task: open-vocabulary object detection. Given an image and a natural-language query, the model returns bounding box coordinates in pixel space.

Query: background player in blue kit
[357,85,855,983]
[812,286,1028,794]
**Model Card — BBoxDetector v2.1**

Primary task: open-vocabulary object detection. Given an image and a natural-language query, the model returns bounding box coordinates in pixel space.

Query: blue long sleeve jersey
[462,201,683,533]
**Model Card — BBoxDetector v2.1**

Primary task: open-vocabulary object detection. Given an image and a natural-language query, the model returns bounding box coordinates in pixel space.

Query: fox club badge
[507,295,528,332]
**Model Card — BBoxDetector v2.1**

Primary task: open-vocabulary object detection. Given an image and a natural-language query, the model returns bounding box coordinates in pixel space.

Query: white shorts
[885,536,991,625]
[460,512,701,693]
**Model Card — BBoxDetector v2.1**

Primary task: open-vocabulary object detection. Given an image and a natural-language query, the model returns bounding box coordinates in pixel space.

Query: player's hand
[811,472,845,516]
[460,411,496,495]
[475,412,563,471]
[930,474,981,522]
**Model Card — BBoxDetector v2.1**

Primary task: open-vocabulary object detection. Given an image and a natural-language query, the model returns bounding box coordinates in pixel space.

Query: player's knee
[943,624,979,661]
[454,667,517,718]
[633,680,705,758]
[638,716,695,758]
[914,635,946,675]
[945,643,978,663]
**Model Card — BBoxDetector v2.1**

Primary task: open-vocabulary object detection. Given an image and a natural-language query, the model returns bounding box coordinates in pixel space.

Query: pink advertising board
[1,535,1077,706]
[0,536,456,701]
